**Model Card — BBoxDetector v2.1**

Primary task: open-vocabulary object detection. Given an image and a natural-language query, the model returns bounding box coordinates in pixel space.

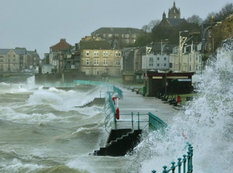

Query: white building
[142,53,170,71]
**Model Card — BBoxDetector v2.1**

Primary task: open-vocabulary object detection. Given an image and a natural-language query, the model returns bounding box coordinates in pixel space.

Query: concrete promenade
[115,87,180,129]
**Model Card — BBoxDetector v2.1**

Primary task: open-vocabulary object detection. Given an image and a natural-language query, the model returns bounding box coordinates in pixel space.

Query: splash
[136,41,233,173]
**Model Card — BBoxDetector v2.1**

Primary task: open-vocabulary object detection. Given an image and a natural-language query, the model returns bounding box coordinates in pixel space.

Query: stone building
[0,48,40,73]
[80,36,122,76]
[46,39,79,73]
[169,43,202,73]
[168,2,181,19]
[91,27,144,48]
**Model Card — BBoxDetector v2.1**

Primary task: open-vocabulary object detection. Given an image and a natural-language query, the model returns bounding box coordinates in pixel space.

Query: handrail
[113,86,123,98]
[152,143,193,173]
[148,112,168,130]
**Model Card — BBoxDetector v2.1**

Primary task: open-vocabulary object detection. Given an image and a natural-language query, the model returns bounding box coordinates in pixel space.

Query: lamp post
[178,30,188,72]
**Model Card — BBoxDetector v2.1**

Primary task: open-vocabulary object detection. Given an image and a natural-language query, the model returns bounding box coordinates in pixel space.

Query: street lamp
[178,30,188,71]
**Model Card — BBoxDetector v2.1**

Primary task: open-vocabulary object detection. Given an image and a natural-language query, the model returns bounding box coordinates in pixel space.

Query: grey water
[0,80,134,173]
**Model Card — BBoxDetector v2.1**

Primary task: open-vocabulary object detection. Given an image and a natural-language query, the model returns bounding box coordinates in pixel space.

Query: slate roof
[0,49,10,55]
[80,40,112,50]
[167,18,186,27]
[0,48,39,56]
[15,48,27,55]
[92,27,144,35]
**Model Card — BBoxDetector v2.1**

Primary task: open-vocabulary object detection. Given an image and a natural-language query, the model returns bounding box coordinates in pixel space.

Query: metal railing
[113,86,123,98]
[152,144,193,173]
[148,112,168,130]
[106,88,167,131]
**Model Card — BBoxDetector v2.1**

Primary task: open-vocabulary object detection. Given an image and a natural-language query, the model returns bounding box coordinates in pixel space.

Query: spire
[173,1,176,7]
[162,12,166,19]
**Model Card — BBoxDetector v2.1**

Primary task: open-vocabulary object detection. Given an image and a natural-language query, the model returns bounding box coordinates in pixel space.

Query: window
[157,63,160,67]
[164,57,167,61]
[157,57,160,61]
[164,63,166,66]
[116,60,120,65]
[103,51,108,56]
[86,59,90,65]
[94,58,99,65]
[86,51,90,56]
[103,58,107,65]
[115,51,121,56]
[94,51,99,56]
[149,57,153,67]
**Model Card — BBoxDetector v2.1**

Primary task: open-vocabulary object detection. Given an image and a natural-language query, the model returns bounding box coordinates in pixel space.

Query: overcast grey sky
[0,0,231,57]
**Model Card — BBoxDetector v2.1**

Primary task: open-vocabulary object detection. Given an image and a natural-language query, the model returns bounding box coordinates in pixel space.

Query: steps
[93,129,142,156]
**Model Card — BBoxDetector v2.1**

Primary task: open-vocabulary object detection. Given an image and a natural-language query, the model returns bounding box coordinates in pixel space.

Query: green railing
[108,91,116,115]
[152,144,193,173]
[113,86,123,98]
[148,112,168,130]
[106,87,167,131]
[73,80,111,87]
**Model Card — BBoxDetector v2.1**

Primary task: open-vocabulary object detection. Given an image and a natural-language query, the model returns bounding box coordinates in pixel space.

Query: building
[0,48,40,73]
[46,39,77,73]
[170,43,202,73]
[91,27,144,48]
[144,71,194,97]
[168,1,181,19]
[142,43,173,71]
[153,2,186,29]
[80,36,122,76]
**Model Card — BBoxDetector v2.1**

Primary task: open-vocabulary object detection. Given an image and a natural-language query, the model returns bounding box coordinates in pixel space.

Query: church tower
[168,1,180,19]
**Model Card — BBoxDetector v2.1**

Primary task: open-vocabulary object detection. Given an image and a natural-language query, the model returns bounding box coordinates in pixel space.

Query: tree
[134,32,153,47]
[142,20,160,32]
[187,15,203,26]
[204,3,233,23]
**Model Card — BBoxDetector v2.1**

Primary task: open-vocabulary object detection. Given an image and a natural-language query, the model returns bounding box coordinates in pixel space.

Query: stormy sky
[0,0,231,58]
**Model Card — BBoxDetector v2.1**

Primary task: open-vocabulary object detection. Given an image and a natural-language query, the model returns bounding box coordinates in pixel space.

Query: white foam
[137,42,233,173]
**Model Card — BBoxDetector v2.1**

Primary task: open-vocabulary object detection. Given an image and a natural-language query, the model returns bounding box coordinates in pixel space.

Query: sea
[0,42,232,173]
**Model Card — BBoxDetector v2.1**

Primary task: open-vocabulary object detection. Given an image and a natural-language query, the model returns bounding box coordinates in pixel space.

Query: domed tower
[168,1,180,19]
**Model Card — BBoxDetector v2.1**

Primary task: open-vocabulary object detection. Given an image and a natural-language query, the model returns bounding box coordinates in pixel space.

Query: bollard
[177,95,181,103]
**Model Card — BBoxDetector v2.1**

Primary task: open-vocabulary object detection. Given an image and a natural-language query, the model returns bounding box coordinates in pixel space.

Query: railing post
[177,158,182,173]
[131,112,134,129]
[171,161,175,173]
[137,112,140,129]
[183,155,186,173]
[189,145,193,173]
[187,150,191,173]
[163,166,168,173]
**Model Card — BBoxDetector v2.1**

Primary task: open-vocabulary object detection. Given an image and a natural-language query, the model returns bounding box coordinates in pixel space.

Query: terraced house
[80,36,122,76]
[0,48,40,72]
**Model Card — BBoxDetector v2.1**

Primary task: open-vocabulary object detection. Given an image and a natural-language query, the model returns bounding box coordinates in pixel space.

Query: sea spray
[135,41,233,173]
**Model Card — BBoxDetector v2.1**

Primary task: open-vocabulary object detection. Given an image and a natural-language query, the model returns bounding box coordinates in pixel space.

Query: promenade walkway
[115,87,180,129]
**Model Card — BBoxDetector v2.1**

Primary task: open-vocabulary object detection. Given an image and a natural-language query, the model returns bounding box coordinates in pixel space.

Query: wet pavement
[115,87,181,129]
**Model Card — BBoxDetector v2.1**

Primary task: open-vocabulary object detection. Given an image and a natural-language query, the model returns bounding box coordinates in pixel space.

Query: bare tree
[142,20,160,32]
[187,15,203,26]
